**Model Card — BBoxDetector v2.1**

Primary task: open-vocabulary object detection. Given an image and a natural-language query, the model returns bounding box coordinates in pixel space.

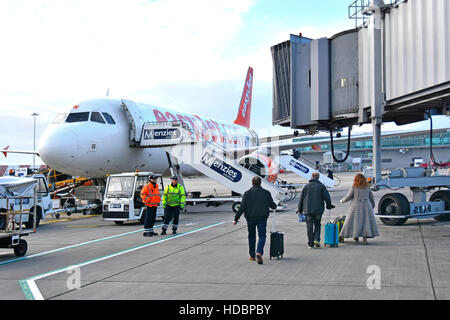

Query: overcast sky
[0,0,448,166]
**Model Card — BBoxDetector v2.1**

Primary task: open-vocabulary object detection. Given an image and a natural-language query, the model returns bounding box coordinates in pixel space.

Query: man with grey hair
[298,172,334,248]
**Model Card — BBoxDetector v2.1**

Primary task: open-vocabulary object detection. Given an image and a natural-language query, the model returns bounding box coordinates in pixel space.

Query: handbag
[297,212,306,222]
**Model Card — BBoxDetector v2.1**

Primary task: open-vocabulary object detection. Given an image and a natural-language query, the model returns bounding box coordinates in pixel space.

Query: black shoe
[149,231,158,236]
[161,229,167,235]
[143,232,150,237]
[256,253,263,265]
[172,230,177,235]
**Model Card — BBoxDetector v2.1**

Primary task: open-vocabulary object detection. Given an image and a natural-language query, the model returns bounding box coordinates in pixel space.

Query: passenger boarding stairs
[138,121,290,204]
[277,155,335,189]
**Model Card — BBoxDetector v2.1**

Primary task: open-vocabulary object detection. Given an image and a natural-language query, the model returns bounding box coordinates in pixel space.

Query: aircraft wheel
[430,190,450,221]
[378,193,409,226]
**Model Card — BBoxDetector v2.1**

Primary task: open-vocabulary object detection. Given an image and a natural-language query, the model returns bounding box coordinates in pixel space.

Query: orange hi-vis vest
[140,182,161,207]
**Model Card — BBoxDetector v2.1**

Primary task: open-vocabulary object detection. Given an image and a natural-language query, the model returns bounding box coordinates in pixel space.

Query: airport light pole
[31,112,39,168]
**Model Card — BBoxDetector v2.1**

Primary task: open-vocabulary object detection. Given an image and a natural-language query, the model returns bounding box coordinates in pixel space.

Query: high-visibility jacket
[162,183,186,208]
[140,182,161,207]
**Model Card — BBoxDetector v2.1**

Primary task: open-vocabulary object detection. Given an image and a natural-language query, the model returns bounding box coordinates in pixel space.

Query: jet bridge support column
[368,0,384,183]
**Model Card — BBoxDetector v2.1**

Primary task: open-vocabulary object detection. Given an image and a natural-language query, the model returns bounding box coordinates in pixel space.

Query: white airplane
[34,67,283,181]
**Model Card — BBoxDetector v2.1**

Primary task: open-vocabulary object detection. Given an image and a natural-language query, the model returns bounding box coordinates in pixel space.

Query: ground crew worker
[141,175,161,237]
[161,176,186,235]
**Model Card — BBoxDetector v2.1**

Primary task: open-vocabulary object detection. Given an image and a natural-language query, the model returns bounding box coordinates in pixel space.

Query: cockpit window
[90,112,106,124]
[65,112,90,123]
[102,112,116,125]
[52,113,68,124]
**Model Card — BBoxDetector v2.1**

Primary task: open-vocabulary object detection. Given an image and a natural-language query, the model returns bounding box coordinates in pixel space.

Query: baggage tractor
[270,231,284,260]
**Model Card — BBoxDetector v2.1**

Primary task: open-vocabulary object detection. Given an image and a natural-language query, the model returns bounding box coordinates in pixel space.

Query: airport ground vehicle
[0,174,52,228]
[0,174,100,227]
[0,177,37,256]
[102,172,165,225]
[374,167,450,225]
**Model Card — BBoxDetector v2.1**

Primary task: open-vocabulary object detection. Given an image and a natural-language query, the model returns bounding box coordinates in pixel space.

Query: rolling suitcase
[324,210,339,247]
[270,231,284,260]
[269,211,284,260]
[332,216,346,243]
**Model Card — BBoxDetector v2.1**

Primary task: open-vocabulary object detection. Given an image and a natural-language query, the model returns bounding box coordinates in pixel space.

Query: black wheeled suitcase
[270,231,284,260]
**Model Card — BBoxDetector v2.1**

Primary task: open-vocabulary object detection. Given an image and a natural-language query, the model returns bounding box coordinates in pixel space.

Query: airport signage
[289,159,310,174]
[201,152,242,183]
[143,128,180,140]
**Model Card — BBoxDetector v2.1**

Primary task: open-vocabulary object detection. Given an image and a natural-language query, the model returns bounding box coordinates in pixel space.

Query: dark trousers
[144,206,157,232]
[247,218,267,258]
[306,214,322,246]
[163,206,180,231]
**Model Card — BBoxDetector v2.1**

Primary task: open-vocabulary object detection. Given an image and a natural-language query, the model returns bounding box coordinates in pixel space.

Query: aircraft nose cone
[38,125,78,169]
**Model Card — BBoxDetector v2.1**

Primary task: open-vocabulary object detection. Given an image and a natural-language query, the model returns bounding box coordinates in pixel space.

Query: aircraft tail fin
[233,67,253,128]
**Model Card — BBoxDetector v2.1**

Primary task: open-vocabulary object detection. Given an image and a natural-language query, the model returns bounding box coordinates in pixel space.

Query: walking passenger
[141,175,161,237]
[339,174,379,244]
[161,176,186,235]
[298,172,334,248]
[233,176,278,265]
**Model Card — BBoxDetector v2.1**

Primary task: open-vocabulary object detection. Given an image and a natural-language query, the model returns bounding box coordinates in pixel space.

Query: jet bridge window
[90,112,106,124]
[65,112,90,123]
[102,112,116,124]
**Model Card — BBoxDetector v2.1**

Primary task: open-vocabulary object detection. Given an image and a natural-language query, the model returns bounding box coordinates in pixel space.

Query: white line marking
[22,221,224,300]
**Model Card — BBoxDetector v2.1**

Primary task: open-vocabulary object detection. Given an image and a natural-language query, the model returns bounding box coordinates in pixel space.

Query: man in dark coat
[233,176,278,265]
[298,172,334,248]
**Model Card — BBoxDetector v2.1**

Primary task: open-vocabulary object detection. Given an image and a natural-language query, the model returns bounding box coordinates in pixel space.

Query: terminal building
[292,122,450,171]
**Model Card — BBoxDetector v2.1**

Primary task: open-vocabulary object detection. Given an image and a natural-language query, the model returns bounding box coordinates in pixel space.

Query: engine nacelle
[238,154,279,183]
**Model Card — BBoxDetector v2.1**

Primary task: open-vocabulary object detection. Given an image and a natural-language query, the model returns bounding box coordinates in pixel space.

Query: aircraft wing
[2,146,39,157]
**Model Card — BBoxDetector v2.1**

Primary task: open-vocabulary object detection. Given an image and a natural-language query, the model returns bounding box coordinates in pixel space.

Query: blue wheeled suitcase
[324,210,339,247]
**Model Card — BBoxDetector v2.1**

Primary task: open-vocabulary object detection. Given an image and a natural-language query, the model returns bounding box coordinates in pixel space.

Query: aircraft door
[121,99,145,146]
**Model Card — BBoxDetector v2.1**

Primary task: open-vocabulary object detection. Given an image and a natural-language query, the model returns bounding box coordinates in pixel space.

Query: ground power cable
[329,126,352,163]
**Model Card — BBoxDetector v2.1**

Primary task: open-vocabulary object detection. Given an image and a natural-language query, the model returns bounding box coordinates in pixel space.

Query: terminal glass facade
[294,132,450,153]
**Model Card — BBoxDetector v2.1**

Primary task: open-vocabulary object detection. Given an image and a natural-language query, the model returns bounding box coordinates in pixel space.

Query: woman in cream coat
[339,174,379,244]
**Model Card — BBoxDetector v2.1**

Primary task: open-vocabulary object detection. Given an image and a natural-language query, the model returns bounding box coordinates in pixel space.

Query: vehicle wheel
[13,239,28,257]
[333,176,341,187]
[232,202,241,214]
[378,193,410,226]
[93,199,103,214]
[430,190,450,221]
[114,221,124,225]
[0,210,6,230]
[55,213,60,219]
[25,208,41,229]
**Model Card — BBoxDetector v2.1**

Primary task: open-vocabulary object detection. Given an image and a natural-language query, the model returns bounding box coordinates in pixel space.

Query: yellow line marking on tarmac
[66,226,98,228]
[40,214,101,225]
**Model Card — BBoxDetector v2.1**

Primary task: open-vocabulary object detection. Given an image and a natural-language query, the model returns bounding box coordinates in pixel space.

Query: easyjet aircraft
[34,67,279,179]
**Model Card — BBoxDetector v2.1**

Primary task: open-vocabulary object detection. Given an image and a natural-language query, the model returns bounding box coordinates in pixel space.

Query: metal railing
[348,0,408,28]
